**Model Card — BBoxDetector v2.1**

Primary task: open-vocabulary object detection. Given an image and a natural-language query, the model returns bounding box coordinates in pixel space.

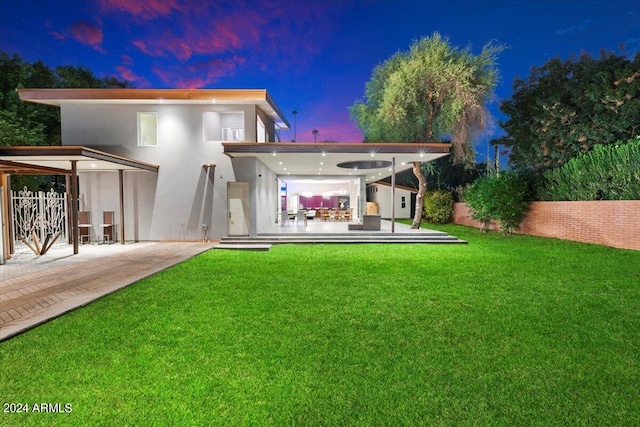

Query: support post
[66,175,72,244]
[70,160,79,255]
[119,169,125,245]
[7,174,14,255]
[391,157,396,233]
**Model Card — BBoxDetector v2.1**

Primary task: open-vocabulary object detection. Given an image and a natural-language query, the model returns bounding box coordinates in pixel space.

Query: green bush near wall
[466,170,535,236]
[423,190,454,224]
[542,138,640,201]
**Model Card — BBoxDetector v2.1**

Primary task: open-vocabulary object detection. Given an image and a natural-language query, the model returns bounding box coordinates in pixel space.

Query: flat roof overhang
[18,88,290,130]
[0,146,159,175]
[223,142,450,182]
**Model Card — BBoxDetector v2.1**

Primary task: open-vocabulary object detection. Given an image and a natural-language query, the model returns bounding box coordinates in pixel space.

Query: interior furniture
[296,210,307,226]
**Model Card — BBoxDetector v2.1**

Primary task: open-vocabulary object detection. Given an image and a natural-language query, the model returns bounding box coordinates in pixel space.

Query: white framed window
[137,112,158,146]
[257,115,266,143]
[222,127,245,141]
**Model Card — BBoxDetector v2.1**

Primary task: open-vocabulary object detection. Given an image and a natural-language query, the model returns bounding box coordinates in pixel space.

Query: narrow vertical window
[138,112,158,146]
[257,115,266,142]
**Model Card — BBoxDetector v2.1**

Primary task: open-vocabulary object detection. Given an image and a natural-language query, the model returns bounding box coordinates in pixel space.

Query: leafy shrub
[464,176,496,232]
[423,190,454,224]
[542,138,640,201]
[466,170,535,236]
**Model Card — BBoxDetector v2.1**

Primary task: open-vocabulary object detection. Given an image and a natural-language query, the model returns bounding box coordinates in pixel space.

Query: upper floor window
[138,112,158,146]
[222,128,245,141]
[203,111,245,141]
[257,115,266,143]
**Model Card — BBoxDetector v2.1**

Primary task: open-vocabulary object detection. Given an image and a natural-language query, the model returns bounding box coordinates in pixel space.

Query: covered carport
[0,146,158,261]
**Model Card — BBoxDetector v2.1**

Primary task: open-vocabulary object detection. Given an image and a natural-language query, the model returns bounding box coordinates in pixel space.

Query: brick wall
[452,201,640,251]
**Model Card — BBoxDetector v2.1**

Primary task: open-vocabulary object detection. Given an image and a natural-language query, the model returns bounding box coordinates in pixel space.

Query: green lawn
[1,225,639,426]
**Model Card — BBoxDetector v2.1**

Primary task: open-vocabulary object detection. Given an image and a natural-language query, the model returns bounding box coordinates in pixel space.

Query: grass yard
[1,224,639,426]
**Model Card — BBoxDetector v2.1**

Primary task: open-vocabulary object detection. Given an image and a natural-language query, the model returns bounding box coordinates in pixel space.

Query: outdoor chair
[78,211,92,244]
[99,211,115,244]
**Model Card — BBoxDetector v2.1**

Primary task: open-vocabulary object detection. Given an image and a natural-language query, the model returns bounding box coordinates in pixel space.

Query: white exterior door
[227,182,249,236]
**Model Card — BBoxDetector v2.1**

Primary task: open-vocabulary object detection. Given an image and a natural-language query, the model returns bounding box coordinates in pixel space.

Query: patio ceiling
[223,142,450,182]
[0,146,159,175]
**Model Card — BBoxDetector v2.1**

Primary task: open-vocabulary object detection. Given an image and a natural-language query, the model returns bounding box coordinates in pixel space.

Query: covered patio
[0,146,158,262]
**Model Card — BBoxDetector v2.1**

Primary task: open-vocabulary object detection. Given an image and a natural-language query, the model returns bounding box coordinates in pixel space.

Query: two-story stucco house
[1,88,450,250]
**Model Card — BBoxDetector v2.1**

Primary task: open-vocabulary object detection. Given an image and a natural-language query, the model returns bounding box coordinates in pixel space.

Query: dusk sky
[2,0,639,160]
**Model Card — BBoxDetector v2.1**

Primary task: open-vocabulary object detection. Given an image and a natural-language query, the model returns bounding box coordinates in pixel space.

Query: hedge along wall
[452,201,640,251]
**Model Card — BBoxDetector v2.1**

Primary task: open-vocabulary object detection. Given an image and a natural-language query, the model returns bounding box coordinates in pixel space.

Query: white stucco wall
[367,184,413,219]
[62,103,275,240]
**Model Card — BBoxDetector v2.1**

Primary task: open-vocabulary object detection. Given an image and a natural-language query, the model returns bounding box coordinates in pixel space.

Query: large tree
[1,52,130,149]
[350,33,503,228]
[0,52,129,190]
[498,50,640,170]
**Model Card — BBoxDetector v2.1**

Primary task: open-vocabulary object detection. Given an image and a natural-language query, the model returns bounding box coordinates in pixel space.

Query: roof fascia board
[0,160,72,175]
[0,146,159,172]
[223,142,451,155]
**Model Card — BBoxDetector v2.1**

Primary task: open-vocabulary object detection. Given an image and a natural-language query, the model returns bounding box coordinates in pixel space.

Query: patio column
[70,160,79,255]
[65,175,72,244]
[6,174,14,256]
[391,157,396,233]
[119,169,125,245]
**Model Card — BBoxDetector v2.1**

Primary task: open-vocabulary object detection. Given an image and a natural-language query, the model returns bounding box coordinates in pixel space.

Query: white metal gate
[11,187,68,249]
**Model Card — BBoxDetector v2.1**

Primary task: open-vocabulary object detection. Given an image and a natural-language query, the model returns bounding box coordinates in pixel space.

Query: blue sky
[1,0,639,159]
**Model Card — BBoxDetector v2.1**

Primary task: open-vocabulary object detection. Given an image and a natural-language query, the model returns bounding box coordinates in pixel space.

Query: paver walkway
[0,242,215,341]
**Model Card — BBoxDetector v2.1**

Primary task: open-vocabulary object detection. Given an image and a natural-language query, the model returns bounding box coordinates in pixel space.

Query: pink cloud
[285,95,364,143]
[120,54,133,65]
[96,0,347,87]
[116,65,150,87]
[295,122,363,143]
[152,56,241,88]
[98,0,186,19]
[68,21,105,52]
[131,9,261,62]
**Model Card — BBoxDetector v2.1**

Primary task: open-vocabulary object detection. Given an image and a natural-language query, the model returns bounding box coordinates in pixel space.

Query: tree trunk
[411,162,427,229]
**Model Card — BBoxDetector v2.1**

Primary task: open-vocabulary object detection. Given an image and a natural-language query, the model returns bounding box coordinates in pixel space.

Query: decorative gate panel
[11,187,68,248]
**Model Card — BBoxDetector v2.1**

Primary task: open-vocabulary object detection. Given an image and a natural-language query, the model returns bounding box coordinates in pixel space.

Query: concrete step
[258,232,451,238]
[220,236,466,245]
[215,243,272,251]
